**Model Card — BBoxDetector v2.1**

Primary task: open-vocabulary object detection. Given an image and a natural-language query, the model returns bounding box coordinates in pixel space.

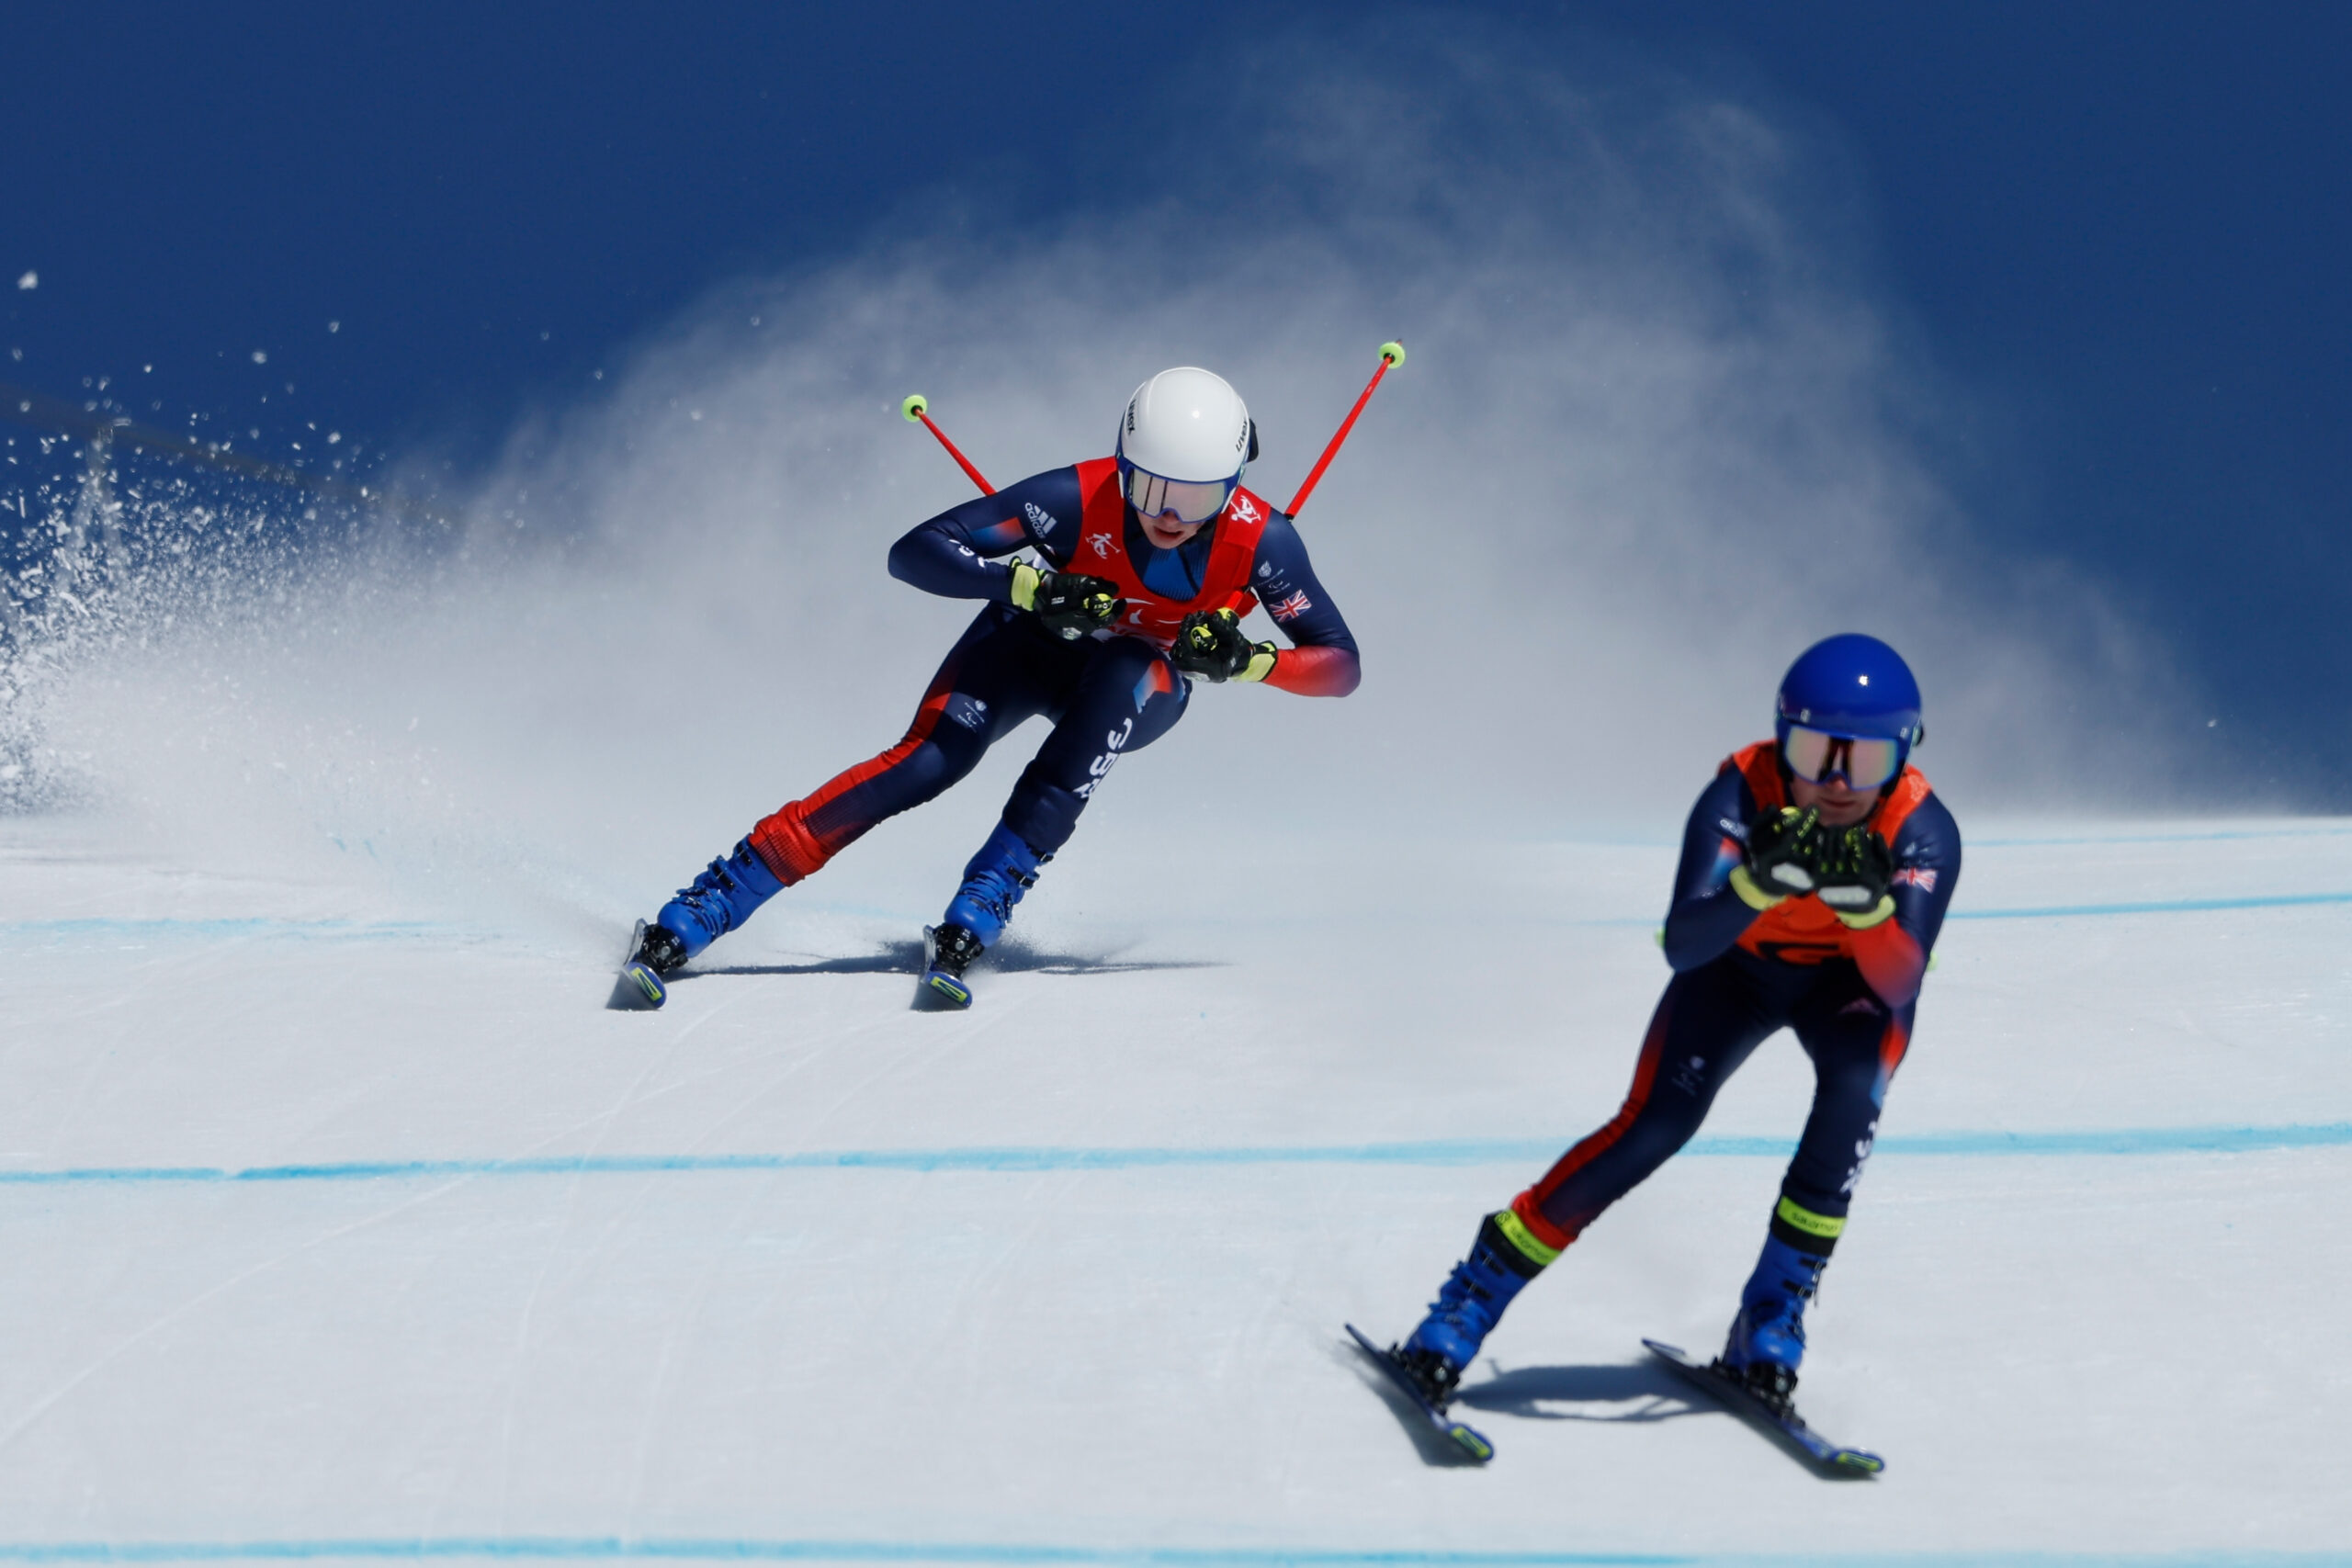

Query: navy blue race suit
[1507,745,1962,1260]
[743,463,1359,886]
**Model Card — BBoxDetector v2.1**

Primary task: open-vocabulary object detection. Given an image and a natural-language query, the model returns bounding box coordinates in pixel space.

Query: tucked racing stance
[613,367,1361,1010]
[1356,635,1959,1461]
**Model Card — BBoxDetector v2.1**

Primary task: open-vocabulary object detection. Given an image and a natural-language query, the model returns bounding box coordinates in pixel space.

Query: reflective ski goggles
[1782,724,1904,789]
[1122,461,1237,526]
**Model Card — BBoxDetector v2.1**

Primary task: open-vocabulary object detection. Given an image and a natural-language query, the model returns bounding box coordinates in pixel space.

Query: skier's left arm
[1239,513,1361,697]
[886,468,1083,603]
[1842,794,1962,1010]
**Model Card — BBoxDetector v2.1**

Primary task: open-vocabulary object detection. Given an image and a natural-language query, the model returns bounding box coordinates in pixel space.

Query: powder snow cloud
[9,17,2201,940]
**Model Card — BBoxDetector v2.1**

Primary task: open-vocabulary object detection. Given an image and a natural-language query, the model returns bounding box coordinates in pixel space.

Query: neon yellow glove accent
[1010,562,1042,612]
[1834,894,1897,930]
[1494,1209,1562,1269]
[1729,864,1788,911]
[1238,644,1278,682]
[1775,1196,1847,1241]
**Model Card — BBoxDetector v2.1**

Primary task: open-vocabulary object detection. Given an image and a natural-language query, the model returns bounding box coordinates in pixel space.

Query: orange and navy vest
[1069,456,1267,649]
[1729,740,1934,967]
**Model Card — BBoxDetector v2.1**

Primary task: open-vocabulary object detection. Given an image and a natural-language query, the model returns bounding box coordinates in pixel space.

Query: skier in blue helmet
[1774,633,1925,794]
[1361,634,1962,1439]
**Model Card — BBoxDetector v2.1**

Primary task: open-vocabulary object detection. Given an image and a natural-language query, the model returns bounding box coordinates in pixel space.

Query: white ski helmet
[1116,367,1257,525]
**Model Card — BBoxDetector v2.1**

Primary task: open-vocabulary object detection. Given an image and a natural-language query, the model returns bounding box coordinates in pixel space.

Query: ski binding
[920,925,974,1009]
[607,919,669,1011]
[1345,1324,1495,1463]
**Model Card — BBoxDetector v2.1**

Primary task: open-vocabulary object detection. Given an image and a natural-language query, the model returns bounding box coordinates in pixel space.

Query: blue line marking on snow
[1946,890,2352,919]
[1969,824,2352,847]
[0,1542,2342,1567]
[1536,822,2352,852]
[15,887,2348,947]
[1572,888,2352,929]
[3,1124,2344,1188]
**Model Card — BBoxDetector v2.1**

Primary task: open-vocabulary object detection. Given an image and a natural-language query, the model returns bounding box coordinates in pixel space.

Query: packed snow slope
[6,28,2339,1561]
[1,804,2346,1566]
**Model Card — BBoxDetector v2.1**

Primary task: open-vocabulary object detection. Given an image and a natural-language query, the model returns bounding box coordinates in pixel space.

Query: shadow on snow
[1453,1359,1705,1423]
[1339,1337,1704,1470]
[680,938,1226,983]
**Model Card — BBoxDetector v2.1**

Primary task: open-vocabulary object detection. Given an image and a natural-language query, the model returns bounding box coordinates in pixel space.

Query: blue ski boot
[922,822,1046,1008]
[1394,1211,1555,1406]
[612,839,783,1010]
[1717,1230,1833,1416]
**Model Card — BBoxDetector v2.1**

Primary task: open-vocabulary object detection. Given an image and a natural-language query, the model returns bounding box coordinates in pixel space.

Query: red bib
[1727,740,1933,966]
[1068,457,1267,649]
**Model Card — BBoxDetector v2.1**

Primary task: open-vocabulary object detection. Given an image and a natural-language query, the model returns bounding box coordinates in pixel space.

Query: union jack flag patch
[1893,866,1938,892]
[1270,589,1313,621]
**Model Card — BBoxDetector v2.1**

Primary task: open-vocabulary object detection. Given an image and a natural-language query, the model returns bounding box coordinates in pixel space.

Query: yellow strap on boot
[1494,1209,1563,1269]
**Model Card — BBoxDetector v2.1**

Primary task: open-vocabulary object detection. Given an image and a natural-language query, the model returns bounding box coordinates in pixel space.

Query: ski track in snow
[1,814,2347,1565]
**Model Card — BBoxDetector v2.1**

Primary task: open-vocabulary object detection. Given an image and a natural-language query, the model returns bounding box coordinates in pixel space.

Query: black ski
[1344,1325,1494,1463]
[1644,1338,1883,1477]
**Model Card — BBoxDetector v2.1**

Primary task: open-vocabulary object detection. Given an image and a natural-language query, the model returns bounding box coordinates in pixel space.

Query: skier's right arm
[1660,766,1770,972]
[886,468,1085,602]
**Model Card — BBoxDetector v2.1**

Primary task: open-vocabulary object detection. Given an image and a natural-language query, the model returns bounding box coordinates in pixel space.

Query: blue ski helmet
[1774,635,1923,785]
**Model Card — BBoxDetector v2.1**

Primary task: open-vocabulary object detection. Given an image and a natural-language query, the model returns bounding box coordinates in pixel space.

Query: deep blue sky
[3,2,2347,803]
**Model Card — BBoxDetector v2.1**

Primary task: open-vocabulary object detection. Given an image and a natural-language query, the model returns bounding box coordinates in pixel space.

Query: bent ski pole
[1284,340,1405,518]
[901,393,996,495]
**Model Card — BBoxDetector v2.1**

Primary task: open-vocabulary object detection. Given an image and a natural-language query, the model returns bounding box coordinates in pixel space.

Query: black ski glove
[1017,567,1125,640]
[1735,806,1823,908]
[1812,824,1896,927]
[1170,607,1276,682]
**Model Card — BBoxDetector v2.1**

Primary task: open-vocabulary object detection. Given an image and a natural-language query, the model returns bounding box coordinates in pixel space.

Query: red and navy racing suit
[1506,744,1962,1262]
[741,459,1360,886]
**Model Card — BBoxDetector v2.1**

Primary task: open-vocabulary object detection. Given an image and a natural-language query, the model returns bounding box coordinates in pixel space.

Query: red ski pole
[900,393,996,495]
[1284,340,1405,518]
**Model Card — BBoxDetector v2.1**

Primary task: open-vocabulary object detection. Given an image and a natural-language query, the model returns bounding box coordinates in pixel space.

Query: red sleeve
[1850,919,1928,1010]
[1262,644,1361,697]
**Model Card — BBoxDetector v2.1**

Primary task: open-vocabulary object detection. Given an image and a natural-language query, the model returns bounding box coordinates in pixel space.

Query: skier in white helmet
[615,367,1363,1010]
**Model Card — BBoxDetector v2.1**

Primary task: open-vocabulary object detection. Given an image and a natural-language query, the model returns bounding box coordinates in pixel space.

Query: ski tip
[607,962,667,1011]
[923,971,972,1008]
[1344,1325,1496,1465]
[1445,1423,1495,1462]
[1645,1336,1886,1478]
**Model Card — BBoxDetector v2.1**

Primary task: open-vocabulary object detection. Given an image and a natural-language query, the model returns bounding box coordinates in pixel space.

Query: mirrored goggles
[1123,463,1236,526]
[1782,725,1903,789]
